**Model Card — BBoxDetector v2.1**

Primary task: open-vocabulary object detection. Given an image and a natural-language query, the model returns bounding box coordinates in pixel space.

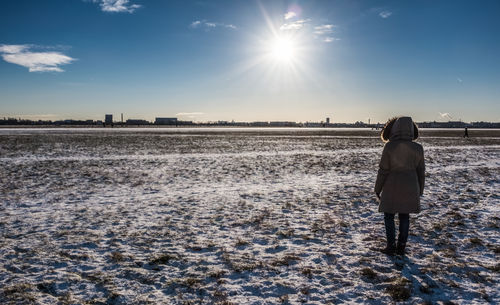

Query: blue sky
[1,0,499,123]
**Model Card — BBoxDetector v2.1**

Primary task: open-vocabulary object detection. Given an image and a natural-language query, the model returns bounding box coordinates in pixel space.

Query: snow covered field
[0,128,498,304]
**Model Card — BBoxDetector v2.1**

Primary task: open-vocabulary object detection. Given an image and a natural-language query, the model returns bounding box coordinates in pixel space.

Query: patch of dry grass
[385,277,412,301]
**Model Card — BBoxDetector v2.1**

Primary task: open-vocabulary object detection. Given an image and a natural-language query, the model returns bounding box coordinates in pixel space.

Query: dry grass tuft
[1,283,36,303]
[385,277,412,301]
[271,253,301,267]
[110,251,125,262]
[301,267,313,279]
[279,294,289,303]
[149,253,177,265]
[235,238,249,247]
[208,269,227,279]
[469,237,483,246]
[360,267,378,280]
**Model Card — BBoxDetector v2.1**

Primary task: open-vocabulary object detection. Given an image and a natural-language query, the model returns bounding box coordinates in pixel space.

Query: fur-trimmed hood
[381,116,419,142]
[390,116,414,141]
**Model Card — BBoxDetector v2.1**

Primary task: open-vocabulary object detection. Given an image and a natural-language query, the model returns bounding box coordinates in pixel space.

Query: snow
[0,128,498,304]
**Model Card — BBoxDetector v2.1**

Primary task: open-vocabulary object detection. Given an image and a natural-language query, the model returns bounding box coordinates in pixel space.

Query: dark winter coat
[375,117,425,214]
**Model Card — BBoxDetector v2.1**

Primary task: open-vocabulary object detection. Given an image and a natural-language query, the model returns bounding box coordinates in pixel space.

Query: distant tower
[105,114,113,124]
[121,113,123,123]
[326,117,330,124]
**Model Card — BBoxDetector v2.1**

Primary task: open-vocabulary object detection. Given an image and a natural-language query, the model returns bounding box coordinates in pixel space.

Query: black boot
[396,243,406,256]
[380,244,396,256]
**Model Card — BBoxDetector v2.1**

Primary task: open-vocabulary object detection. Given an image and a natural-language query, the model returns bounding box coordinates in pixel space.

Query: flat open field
[1,128,499,304]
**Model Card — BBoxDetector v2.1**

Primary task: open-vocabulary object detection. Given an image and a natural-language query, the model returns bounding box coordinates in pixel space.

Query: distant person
[375,116,425,256]
[464,127,469,138]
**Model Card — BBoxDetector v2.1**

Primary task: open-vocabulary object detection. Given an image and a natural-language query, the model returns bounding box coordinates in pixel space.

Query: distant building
[269,121,299,127]
[326,117,330,124]
[304,122,322,127]
[105,114,113,124]
[416,121,470,128]
[155,117,178,125]
[250,121,269,127]
[126,119,150,125]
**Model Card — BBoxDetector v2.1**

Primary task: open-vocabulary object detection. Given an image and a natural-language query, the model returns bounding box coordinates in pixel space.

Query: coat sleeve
[417,146,425,196]
[374,145,390,194]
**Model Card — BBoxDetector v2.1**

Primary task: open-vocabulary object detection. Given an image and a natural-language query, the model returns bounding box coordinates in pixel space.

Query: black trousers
[384,213,409,247]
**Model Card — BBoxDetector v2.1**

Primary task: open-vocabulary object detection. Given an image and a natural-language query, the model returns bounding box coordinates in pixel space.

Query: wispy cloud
[176,112,204,119]
[439,112,453,120]
[457,77,463,83]
[0,44,28,54]
[313,24,335,35]
[91,0,141,13]
[176,112,204,116]
[190,20,237,30]
[284,12,296,20]
[279,19,310,31]
[277,13,338,43]
[0,44,75,72]
[313,24,339,42]
[190,20,202,28]
[323,37,340,43]
[379,11,392,18]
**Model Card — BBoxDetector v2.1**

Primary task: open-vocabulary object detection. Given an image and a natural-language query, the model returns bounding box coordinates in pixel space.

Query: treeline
[0,118,99,126]
[416,121,500,128]
[1,117,499,128]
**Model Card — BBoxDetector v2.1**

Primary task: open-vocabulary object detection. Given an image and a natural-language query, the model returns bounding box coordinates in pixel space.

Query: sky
[1,0,499,123]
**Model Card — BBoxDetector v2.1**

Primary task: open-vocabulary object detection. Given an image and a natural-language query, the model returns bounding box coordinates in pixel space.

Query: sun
[270,36,296,63]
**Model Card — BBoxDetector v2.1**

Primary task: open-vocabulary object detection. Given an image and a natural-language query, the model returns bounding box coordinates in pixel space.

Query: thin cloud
[176,112,204,119]
[0,44,29,54]
[190,20,237,30]
[90,0,141,13]
[284,12,296,20]
[313,24,339,42]
[323,37,340,43]
[190,21,202,28]
[176,112,204,116]
[0,44,75,72]
[279,10,337,42]
[457,77,463,83]
[313,24,335,35]
[439,112,453,120]
[279,19,310,31]
[379,11,392,18]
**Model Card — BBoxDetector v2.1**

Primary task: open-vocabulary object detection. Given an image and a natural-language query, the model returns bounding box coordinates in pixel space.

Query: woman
[375,116,425,256]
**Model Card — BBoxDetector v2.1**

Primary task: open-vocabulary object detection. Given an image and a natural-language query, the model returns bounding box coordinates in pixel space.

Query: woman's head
[381,116,419,142]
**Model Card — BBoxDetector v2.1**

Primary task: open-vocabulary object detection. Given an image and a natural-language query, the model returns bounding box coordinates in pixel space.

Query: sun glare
[271,37,295,62]
[231,6,317,83]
